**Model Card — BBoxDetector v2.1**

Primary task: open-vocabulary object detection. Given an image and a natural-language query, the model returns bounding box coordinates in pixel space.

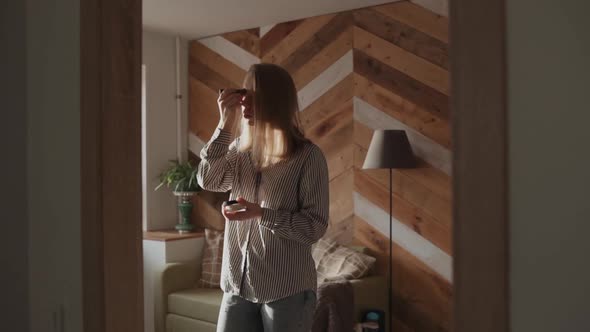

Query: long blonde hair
[238,63,308,169]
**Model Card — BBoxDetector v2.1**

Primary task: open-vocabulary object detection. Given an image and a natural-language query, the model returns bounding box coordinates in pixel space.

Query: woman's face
[240,90,255,126]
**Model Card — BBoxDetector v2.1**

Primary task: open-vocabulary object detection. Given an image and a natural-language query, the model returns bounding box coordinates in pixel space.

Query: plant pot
[173,191,198,233]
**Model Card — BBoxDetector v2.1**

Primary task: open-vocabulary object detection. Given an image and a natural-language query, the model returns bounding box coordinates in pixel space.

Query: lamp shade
[362,130,416,169]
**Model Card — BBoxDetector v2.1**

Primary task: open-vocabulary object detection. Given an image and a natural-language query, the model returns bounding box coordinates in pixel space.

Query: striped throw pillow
[312,238,376,283]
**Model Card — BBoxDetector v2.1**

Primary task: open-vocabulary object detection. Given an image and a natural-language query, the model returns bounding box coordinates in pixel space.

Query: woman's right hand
[217,89,243,130]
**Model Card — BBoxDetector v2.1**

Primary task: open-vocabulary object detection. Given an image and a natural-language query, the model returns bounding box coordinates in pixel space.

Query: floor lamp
[362,130,416,331]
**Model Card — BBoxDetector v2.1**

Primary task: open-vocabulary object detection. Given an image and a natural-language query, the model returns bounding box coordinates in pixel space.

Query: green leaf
[154,159,201,192]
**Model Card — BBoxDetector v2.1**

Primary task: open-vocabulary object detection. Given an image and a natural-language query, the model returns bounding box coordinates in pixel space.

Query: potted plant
[155,160,201,233]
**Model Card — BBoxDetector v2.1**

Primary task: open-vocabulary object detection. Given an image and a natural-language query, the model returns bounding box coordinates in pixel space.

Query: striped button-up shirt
[197,128,330,303]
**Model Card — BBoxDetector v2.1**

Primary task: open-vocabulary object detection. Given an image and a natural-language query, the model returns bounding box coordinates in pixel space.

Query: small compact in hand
[223,200,247,212]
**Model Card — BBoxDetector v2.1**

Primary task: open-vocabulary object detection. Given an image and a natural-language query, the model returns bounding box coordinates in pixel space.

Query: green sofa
[159,261,388,332]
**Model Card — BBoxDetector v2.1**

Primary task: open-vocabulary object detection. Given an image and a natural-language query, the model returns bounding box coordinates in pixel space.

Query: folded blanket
[312,281,354,332]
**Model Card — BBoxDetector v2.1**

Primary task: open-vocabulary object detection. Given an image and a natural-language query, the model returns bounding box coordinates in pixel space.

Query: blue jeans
[216,290,316,332]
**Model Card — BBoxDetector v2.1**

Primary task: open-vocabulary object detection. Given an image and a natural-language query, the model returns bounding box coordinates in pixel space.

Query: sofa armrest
[156,262,200,332]
[162,261,200,295]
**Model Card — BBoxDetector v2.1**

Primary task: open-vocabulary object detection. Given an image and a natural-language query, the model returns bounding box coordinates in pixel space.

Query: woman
[197,63,329,332]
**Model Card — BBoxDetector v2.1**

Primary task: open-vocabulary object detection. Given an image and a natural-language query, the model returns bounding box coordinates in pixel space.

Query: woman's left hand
[222,197,263,221]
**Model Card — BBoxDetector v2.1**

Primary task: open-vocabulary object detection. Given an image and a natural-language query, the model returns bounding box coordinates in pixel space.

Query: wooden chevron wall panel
[351,3,452,330]
[188,1,451,330]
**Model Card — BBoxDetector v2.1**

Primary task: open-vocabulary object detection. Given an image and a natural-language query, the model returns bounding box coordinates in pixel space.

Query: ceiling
[143,0,399,40]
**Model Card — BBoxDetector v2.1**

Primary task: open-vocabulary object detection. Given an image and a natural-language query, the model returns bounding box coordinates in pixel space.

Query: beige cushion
[168,287,223,323]
[199,228,224,288]
[312,238,376,283]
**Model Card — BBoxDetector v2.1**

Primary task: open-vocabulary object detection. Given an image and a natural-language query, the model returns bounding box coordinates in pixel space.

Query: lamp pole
[362,129,415,332]
[389,167,393,331]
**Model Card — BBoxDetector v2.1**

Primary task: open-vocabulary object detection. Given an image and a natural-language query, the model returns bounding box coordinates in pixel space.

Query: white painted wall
[0,1,29,331]
[507,1,590,331]
[142,29,189,231]
[26,0,83,331]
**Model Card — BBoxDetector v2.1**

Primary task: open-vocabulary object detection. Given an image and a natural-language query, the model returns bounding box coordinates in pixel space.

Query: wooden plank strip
[325,214,355,245]
[300,74,353,133]
[354,27,449,95]
[189,77,219,142]
[306,100,354,182]
[329,167,354,226]
[299,75,354,181]
[374,1,449,43]
[354,191,451,281]
[353,216,452,332]
[245,27,260,37]
[354,168,451,254]
[190,41,246,87]
[399,159,451,201]
[353,8,449,69]
[222,30,260,57]
[354,73,451,149]
[355,120,451,202]
[262,14,335,64]
[189,53,237,93]
[354,49,450,119]
[298,50,352,111]
[281,13,352,77]
[291,26,352,90]
[305,98,353,143]
[260,20,302,57]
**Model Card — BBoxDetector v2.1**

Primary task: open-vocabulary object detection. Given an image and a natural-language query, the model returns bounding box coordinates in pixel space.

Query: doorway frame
[80,0,509,331]
[449,0,509,331]
[81,0,144,331]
